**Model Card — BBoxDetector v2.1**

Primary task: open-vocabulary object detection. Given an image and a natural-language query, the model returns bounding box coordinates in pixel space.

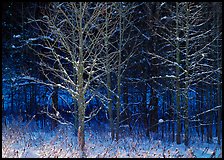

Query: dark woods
[2,2,222,154]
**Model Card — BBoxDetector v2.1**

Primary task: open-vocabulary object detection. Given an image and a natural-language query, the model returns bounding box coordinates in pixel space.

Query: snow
[160,2,165,8]
[27,36,54,42]
[160,16,168,21]
[13,35,21,38]
[165,75,176,78]
[20,149,39,158]
[43,15,49,19]
[158,119,164,123]
[56,111,60,117]
[2,118,222,158]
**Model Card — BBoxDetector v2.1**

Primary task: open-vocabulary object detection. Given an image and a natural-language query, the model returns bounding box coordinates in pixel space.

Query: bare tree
[99,2,142,141]
[113,2,142,141]
[145,2,222,146]
[27,2,119,156]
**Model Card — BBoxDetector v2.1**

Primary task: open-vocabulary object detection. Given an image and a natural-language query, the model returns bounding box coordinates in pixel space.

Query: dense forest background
[2,2,222,157]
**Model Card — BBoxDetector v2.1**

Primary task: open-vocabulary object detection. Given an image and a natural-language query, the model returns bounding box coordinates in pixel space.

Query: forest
[2,2,222,158]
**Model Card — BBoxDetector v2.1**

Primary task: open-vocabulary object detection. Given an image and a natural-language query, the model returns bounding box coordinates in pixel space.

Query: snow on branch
[189,105,222,120]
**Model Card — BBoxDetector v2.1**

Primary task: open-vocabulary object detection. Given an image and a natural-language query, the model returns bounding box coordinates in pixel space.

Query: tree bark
[201,85,204,142]
[105,3,114,140]
[150,89,158,133]
[115,2,122,141]
[77,3,86,155]
[184,2,189,146]
[143,84,149,137]
[175,2,181,145]
[123,82,131,131]
[215,3,221,145]
[52,86,58,129]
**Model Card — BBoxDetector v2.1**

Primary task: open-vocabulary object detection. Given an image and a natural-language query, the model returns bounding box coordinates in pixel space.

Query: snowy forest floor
[2,116,222,158]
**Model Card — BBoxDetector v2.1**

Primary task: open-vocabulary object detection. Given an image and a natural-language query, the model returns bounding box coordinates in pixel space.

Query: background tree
[145,2,222,145]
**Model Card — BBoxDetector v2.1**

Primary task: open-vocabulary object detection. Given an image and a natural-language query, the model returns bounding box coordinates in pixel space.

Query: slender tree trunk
[74,101,78,133]
[31,84,36,116]
[52,86,58,129]
[161,95,164,140]
[209,85,213,143]
[29,84,34,119]
[175,2,181,145]
[172,105,175,142]
[196,85,200,137]
[107,71,114,140]
[206,88,210,143]
[168,89,175,142]
[107,72,114,140]
[184,2,189,146]
[123,82,131,131]
[115,2,122,141]
[150,89,158,133]
[2,95,7,127]
[115,71,121,141]
[215,3,221,145]
[217,87,221,144]
[201,86,204,142]
[105,3,114,140]
[23,86,27,122]
[143,84,149,137]
[168,92,171,133]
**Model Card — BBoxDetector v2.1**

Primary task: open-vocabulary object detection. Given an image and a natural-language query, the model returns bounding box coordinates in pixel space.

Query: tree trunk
[175,2,181,145]
[161,96,164,140]
[52,86,58,130]
[2,95,7,127]
[201,86,204,142]
[74,102,78,133]
[143,84,149,137]
[77,3,86,155]
[215,3,221,145]
[28,84,34,120]
[168,92,171,133]
[206,88,210,143]
[23,86,27,122]
[105,3,114,140]
[217,87,221,145]
[171,90,175,142]
[78,106,85,152]
[209,85,213,143]
[184,2,189,146]
[196,85,200,137]
[115,2,122,141]
[123,81,131,131]
[150,89,158,133]
[115,72,121,141]
[107,71,114,140]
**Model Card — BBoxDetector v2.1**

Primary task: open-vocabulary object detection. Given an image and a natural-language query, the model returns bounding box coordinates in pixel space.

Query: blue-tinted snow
[2,117,222,158]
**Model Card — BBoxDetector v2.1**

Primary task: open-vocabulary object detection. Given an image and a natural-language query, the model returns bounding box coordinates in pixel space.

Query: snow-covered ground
[2,117,222,158]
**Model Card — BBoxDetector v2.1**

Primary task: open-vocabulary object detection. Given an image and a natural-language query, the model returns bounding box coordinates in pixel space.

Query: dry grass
[2,118,222,158]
